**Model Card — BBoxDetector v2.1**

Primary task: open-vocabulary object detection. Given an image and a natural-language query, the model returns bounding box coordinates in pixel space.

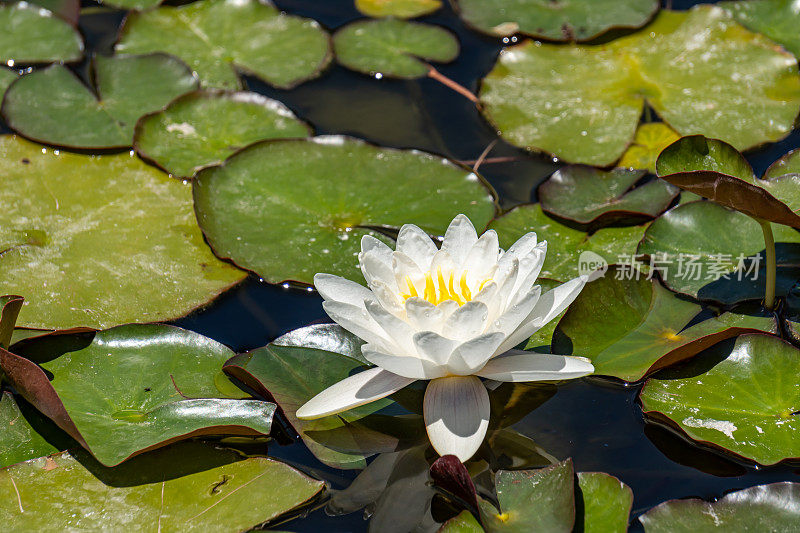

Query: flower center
[399,266,490,306]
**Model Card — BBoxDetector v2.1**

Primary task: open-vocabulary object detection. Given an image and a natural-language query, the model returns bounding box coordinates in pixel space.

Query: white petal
[361,234,393,257]
[492,286,541,337]
[494,258,519,310]
[430,248,456,275]
[441,214,478,267]
[477,351,594,382]
[365,300,416,354]
[363,345,447,379]
[369,278,405,316]
[447,332,506,374]
[413,331,457,366]
[392,251,425,296]
[322,301,396,351]
[423,376,490,462]
[497,231,538,271]
[495,276,587,354]
[296,367,414,420]
[397,224,437,270]
[472,281,502,325]
[405,297,444,332]
[464,230,500,286]
[442,301,489,339]
[512,242,547,297]
[360,249,397,294]
[436,299,460,322]
[314,273,373,307]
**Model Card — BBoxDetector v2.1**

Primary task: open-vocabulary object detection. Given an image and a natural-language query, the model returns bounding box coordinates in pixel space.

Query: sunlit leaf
[0,391,65,468]
[721,0,800,57]
[578,472,633,533]
[0,1,82,64]
[618,122,680,173]
[355,0,441,18]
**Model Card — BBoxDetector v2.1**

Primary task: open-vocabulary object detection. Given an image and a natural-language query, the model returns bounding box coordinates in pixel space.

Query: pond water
[4,0,800,531]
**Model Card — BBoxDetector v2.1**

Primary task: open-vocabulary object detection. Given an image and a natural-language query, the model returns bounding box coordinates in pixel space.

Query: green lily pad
[440,511,484,532]
[1,54,198,149]
[193,137,496,285]
[101,0,162,9]
[134,90,312,178]
[480,459,575,532]
[721,0,800,57]
[578,472,633,533]
[454,0,658,41]
[618,122,680,173]
[479,7,800,166]
[21,0,80,26]
[0,67,17,96]
[0,2,82,64]
[116,0,331,90]
[333,19,459,79]
[539,166,677,226]
[641,333,800,465]
[765,148,800,179]
[0,391,62,468]
[637,200,800,304]
[0,442,324,531]
[355,0,441,18]
[0,135,245,330]
[552,269,777,381]
[639,482,800,532]
[1,324,274,466]
[489,204,646,281]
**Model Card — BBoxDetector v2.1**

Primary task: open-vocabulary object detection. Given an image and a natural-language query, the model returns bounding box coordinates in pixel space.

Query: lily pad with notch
[193,136,497,285]
[333,18,459,79]
[0,1,82,64]
[355,0,441,18]
[134,90,312,178]
[640,333,800,465]
[1,54,198,149]
[721,0,800,58]
[0,324,273,466]
[116,0,332,90]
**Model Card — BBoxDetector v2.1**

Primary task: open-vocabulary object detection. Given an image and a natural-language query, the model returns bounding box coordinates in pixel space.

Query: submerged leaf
[0,2,82,63]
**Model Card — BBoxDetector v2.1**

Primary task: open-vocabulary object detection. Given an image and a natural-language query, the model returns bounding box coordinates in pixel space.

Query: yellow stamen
[398,267,491,307]
[424,273,436,303]
[460,272,472,301]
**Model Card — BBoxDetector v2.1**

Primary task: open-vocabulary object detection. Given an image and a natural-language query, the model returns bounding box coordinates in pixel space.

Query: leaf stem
[758,218,776,310]
[427,66,479,104]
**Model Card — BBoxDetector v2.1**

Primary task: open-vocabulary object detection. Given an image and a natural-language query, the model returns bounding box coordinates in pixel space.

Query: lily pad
[489,204,646,281]
[0,136,245,329]
[721,0,800,57]
[764,147,800,179]
[0,67,17,96]
[355,0,441,18]
[333,19,459,79]
[0,391,62,468]
[1,324,274,466]
[2,54,198,149]
[22,0,80,26]
[116,0,331,90]
[454,0,658,41]
[440,511,484,532]
[639,482,800,532]
[101,0,162,9]
[637,201,800,304]
[552,269,777,381]
[0,442,324,531]
[193,136,496,285]
[0,2,82,64]
[134,90,312,178]
[577,472,633,533]
[640,334,800,465]
[539,166,677,226]
[0,296,23,350]
[479,6,800,166]
[618,122,680,173]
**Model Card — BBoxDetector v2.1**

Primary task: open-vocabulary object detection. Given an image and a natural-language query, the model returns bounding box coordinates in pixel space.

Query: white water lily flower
[296,214,593,461]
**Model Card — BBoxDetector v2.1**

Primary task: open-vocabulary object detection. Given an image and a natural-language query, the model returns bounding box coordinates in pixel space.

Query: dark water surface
[6,0,800,530]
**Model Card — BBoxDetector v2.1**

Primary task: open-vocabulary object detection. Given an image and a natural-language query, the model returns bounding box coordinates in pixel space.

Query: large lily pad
[637,200,800,304]
[134,90,311,178]
[2,54,198,149]
[1,324,274,466]
[721,0,800,57]
[618,122,680,173]
[479,6,800,166]
[577,472,633,533]
[539,166,677,226]
[454,0,658,41]
[639,482,800,532]
[552,269,776,381]
[333,19,459,79]
[355,0,441,18]
[0,136,245,330]
[640,334,800,465]
[0,442,324,531]
[0,2,82,64]
[0,67,17,96]
[193,137,497,285]
[489,204,646,281]
[116,0,331,90]
[0,392,62,468]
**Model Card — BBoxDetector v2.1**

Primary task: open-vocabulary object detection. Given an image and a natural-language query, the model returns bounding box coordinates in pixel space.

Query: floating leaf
[578,472,633,533]
[355,0,441,18]
[539,166,677,226]
[640,334,800,465]
[765,148,800,179]
[333,19,459,79]
[0,442,324,530]
[134,90,311,178]
[454,0,658,41]
[552,268,776,381]
[0,296,23,350]
[0,2,82,64]
[101,0,162,9]
[721,0,800,57]
[1,324,273,466]
[489,204,646,281]
[23,0,80,26]
[479,7,800,166]
[2,54,198,149]
[440,511,484,532]
[272,323,367,365]
[194,137,496,285]
[0,392,62,468]
[0,67,17,96]
[638,201,800,304]
[640,482,800,532]
[618,122,680,173]
[0,136,245,329]
[116,0,331,89]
